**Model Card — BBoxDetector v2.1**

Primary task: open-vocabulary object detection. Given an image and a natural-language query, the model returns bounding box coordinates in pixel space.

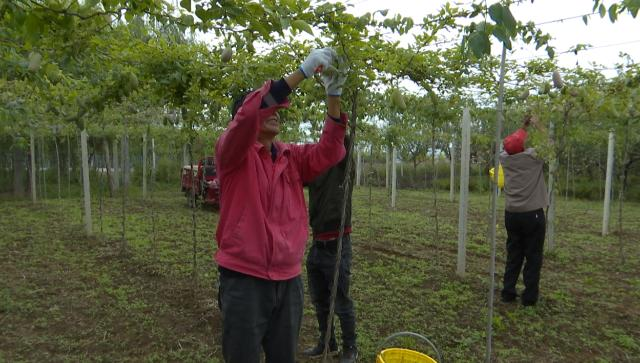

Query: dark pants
[502,208,546,304]
[306,235,356,348]
[217,267,303,363]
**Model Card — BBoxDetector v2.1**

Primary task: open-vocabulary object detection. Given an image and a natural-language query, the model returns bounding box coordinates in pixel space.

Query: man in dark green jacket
[302,136,357,363]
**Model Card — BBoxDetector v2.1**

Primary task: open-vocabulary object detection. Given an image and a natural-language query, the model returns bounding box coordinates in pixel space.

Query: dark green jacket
[308,143,355,236]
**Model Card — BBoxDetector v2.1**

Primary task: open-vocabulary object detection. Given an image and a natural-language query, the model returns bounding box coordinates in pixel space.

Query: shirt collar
[253,141,290,154]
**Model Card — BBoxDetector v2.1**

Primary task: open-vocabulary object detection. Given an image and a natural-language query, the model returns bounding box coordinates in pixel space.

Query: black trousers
[502,208,546,304]
[306,235,356,348]
[217,267,303,363]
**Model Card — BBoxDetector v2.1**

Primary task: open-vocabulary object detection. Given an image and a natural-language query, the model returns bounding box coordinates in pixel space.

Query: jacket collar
[253,141,291,155]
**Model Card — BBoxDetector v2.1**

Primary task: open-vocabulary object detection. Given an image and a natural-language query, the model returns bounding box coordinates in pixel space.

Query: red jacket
[215,81,347,280]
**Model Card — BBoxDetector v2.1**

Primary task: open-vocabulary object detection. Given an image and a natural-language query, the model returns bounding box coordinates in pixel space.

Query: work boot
[302,341,338,357]
[500,292,517,303]
[340,345,358,363]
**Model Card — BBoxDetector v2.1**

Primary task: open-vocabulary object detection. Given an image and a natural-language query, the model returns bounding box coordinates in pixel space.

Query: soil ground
[1,186,638,362]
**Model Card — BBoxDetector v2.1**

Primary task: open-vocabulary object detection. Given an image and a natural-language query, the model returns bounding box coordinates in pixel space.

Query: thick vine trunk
[66,135,71,197]
[103,139,114,197]
[12,146,26,197]
[547,121,557,251]
[30,130,37,203]
[142,132,148,199]
[54,137,61,199]
[449,143,456,202]
[122,135,130,188]
[40,137,46,200]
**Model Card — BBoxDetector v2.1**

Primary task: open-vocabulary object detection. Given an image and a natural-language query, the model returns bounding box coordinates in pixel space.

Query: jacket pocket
[223,206,246,252]
[283,169,303,221]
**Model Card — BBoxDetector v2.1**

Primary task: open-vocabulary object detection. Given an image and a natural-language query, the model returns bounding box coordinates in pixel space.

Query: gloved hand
[320,51,348,96]
[321,69,348,97]
[299,48,335,78]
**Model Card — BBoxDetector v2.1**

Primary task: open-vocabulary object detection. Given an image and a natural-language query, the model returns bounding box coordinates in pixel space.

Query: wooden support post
[457,107,471,277]
[602,130,615,236]
[81,130,92,235]
[391,146,397,208]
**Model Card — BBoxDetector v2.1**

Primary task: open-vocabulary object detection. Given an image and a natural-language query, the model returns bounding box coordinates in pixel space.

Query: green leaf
[85,0,101,8]
[180,0,191,11]
[476,21,488,33]
[468,30,491,58]
[546,46,555,59]
[44,63,62,83]
[500,6,517,36]
[405,17,414,30]
[488,3,504,23]
[489,3,516,36]
[280,17,290,29]
[599,3,606,17]
[181,14,194,26]
[247,3,265,17]
[390,89,406,111]
[492,26,512,50]
[195,5,210,22]
[608,4,618,22]
[291,19,313,35]
[23,13,42,43]
[379,9,389,16]
[582,15,588,25]
[101,0,111,10]
[252,21,272,39]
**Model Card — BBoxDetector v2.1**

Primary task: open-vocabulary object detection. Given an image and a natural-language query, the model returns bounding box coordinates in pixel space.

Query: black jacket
[308,140,355,236]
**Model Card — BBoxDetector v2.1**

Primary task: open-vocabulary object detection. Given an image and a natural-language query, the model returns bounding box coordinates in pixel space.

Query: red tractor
[181,156,220,208]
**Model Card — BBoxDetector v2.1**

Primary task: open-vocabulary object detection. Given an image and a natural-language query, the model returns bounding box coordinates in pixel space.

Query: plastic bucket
[376,348,438,363]
[375,332,441,363]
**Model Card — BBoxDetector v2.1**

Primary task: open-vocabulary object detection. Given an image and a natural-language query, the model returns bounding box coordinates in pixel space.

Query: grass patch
[0,186,638,362]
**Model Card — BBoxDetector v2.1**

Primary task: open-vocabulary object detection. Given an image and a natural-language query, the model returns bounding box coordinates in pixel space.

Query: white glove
[320,52,348,96]
[299,48,335,78]
[321,69,348,96]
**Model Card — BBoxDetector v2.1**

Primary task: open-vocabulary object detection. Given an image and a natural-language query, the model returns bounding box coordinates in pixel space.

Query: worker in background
[499,114,548,307]
[303,135,357,363]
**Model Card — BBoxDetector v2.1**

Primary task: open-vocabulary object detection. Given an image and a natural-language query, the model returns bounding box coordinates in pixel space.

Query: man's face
[259,111,280,138]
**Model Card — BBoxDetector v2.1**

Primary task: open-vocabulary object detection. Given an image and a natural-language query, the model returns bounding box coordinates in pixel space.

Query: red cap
[503,128,527,155]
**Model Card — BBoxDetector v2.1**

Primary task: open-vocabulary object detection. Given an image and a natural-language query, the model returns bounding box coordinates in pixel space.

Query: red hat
[503,128,527,155]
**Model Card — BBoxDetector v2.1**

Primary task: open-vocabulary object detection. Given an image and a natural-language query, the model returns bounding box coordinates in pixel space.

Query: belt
[314,239,338,249]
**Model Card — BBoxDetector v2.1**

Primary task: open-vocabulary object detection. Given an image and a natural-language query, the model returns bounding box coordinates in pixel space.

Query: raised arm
[524,114,546,134]
[292,115,347,183]
[216,83,283,173]
[217,49,336,173]
[293,59,349,182]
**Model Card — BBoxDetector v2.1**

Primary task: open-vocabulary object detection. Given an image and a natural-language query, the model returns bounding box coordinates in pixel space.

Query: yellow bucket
[376,348,438,363]
[489,164,504,188]
[376,332,441,363]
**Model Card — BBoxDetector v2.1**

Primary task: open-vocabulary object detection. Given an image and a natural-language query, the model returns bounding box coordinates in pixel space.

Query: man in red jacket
[215,48,348,363]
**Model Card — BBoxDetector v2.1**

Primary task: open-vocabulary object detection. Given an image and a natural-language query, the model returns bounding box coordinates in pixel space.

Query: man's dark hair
[230,90,254,119]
